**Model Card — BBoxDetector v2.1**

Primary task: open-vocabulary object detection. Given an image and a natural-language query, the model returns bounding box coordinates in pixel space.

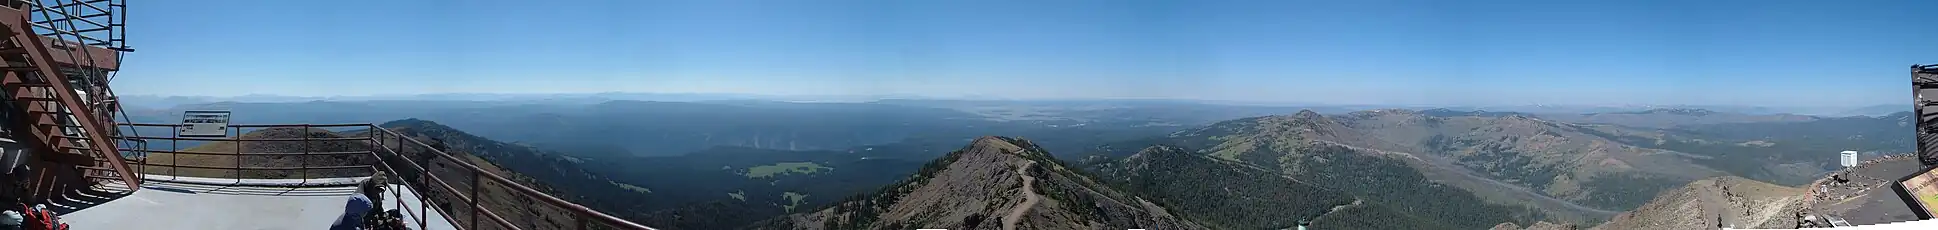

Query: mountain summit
[750,136,1203,230]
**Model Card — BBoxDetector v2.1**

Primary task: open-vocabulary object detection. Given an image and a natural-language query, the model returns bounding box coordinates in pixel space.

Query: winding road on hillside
[1003,160,1042,230]
[1311,199,1362,221]
[1326,141,1622,216]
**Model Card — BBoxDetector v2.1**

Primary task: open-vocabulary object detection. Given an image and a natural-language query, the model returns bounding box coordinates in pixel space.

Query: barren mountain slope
[1102,109,1743,224]
[1184,110,1718,206]
[751,136,1203,230]
[1589,176,1807,230]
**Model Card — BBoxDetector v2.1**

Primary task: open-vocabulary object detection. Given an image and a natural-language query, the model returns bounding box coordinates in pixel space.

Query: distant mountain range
[144,98,1914,229]
[121,93,1909,116]
[117,99,1321,157]
[117,99,1908,157]
[1535,108,1823,128]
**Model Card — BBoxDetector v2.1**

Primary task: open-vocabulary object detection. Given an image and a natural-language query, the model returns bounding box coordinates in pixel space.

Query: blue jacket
[330,194,375,230]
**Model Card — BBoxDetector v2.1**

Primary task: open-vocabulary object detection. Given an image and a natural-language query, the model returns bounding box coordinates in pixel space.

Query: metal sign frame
[177,110,230,138]
[1895,165,1938,220]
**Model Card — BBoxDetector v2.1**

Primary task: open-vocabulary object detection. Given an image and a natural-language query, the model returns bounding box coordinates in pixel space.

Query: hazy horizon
[117,92,1909,110]
[118,0,1936,107]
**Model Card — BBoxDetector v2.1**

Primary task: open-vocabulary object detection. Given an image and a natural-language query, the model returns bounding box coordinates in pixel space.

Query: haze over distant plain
[118,0,1935,107]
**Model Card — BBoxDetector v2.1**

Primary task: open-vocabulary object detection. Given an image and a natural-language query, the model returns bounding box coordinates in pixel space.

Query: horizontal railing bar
[106,122,655,229]
[126,163,373,171]
[427,173,473,206]
[373,142,478,209]
[232,123,373,128]
[121,136,368,141]
[466,190,523,230]
[34,12,112,25]
[118,163,240,170]
[27,0,111,13]
[482,207,519,230]
[120,149,374,156]
[376,134,507,230]
[367,146,458,230]
[25,6,110,31]
[372,127,652,230]
[119,123,373,128]
[27,23,103,43]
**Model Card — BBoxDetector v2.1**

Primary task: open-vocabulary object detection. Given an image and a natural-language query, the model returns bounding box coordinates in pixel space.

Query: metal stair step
[35,123,80,128]
[2,83,49,88]
[12,96,55,101]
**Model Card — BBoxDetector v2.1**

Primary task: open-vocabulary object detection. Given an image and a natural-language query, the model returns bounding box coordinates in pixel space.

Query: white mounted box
[1840,150,1859,168]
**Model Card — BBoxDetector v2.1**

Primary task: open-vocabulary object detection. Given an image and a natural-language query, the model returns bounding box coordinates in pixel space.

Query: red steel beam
[39,38,115,70]
[2,11,137,191]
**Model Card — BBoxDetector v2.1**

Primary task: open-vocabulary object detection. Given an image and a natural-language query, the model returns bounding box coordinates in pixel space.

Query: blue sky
[118,0,1935,106]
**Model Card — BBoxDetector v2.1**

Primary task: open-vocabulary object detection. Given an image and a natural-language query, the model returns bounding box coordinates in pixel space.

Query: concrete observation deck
[54,175,457,230]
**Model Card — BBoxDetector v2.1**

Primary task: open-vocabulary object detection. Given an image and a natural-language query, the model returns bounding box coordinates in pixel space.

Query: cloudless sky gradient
[117,0,1937,106]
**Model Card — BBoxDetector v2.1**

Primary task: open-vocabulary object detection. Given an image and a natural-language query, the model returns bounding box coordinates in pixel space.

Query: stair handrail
[15,0,136,189]
[1,9,137,191]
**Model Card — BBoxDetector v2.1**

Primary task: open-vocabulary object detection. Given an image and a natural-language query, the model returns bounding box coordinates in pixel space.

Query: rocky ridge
[752,136,1203,230]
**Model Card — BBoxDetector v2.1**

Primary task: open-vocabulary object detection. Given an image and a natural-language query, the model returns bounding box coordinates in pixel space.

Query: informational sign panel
[178,110,231,138]
[1898,167,1938,220]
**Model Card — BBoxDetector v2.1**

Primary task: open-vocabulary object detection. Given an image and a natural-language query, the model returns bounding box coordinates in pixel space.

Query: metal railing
[16,0,126,51]
[0,0,141,194]
[114,123,656,230]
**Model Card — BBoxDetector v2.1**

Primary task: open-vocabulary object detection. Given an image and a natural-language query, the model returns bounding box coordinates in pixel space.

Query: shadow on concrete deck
[45,186,131,214]
[52,175,457,230]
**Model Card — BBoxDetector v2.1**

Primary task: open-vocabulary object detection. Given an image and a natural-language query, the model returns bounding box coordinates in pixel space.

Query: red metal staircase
[0,0,137,202]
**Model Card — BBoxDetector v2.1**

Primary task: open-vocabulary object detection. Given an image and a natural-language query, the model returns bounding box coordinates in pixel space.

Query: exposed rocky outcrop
[1589,176,1806,230]
[749,136,1204,230]
[1164,109,1718,223]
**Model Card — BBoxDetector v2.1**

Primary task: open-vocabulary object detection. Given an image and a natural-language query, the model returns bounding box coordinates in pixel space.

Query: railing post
[170,123,178,179]
[301,124,309,185]
[400,127,429,230]
[233,126,241,183]
[136,139,144,182]
[579,213,590,230]
[471,169,481,230]
[419,180,429,230]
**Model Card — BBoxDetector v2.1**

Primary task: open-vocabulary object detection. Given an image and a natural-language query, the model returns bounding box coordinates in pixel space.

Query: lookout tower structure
[0,1,656,229]
[0,0,140,207]
[1920,64,1938,167]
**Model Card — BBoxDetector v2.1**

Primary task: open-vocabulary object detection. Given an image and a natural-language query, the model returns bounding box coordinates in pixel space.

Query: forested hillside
[1085,145,1535,230]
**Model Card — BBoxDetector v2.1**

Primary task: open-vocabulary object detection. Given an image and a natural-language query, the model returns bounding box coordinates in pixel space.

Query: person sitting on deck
[330,172,389,230]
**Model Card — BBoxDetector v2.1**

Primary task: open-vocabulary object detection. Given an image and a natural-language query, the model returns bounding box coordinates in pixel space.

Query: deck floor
[57,176,457,230]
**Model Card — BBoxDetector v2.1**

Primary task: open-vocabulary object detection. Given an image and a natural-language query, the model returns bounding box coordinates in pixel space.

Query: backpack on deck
[19,205,66,230]
[364,209,410,230]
